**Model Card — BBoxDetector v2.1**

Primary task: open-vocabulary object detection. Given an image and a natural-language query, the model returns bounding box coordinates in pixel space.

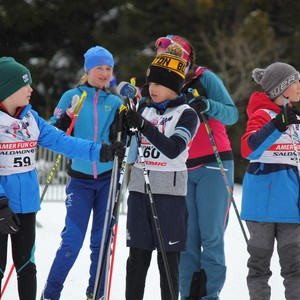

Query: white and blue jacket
[0,104,101,213]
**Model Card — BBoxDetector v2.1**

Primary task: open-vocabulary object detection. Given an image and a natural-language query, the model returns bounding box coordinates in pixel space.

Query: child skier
[124,44,199,300]
[241,62,300,300]
[0,56,124,300]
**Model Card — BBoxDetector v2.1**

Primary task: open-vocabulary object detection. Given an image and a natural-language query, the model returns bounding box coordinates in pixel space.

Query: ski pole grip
[118,104,127,133]
[188,88,199,97]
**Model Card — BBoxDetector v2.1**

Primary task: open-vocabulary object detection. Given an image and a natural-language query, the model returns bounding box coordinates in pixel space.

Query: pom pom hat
[146,44,187,94]
[0,57,32,102]
[252,62,300,100]
[84,46,114,73]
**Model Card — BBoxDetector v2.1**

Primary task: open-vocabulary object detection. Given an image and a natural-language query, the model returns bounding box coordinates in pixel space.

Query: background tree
[1,0,300,182]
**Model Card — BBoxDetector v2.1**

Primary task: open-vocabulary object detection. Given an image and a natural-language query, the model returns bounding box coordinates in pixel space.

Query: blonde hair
[77,74,88,87]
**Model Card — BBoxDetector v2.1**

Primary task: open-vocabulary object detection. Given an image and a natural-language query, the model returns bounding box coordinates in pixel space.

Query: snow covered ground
[2,184,285,299]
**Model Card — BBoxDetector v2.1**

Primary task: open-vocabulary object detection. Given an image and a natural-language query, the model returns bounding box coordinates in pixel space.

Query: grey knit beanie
[252,62,300,100]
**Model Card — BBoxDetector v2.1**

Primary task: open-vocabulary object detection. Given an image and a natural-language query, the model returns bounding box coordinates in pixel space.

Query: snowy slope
[2,185,284,299]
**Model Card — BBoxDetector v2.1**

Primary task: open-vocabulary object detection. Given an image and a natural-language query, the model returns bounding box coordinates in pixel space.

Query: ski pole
[106,224,118,300]
[103,147,130,300]
[0,264,15,298]
[134,130,177,300]
[283,96,300,178]
[40,91,88,203]
[124,95,177,300]
[103,154,119,299]
[93,137,131,300]
[92,142,119,300]
[189,88,248,244]
[92,105,128,300]
[102,131,123,299]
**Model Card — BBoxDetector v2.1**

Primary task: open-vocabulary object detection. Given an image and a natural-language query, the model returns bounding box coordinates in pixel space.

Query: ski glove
[273,106,300,132]
[0,197,20,234]
[109,105,128,142]
[125,110,145,131]
[189,96,209,115]
[54,114,72,131]
[66,95,81,118]
[100,141,125,162]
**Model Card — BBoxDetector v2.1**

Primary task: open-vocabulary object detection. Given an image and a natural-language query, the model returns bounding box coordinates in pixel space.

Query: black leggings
[126,247,180,300]
[0,213,37,300]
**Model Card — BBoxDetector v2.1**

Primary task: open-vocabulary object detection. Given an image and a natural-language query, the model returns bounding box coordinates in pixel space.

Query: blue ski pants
[179,160,234,300]
[43,174,111,300]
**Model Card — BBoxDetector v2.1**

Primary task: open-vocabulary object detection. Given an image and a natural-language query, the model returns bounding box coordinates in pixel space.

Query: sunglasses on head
[154,35,192,62]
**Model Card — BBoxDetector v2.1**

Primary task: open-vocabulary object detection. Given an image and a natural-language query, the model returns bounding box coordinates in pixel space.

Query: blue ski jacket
[241,92,300,223]
[0,104,101,213]
[50,85,123,178]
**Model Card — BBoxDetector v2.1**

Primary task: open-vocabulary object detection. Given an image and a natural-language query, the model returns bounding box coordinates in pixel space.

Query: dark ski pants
[126,247,180,300]
[0,213,36,300]
[246,221,300,300]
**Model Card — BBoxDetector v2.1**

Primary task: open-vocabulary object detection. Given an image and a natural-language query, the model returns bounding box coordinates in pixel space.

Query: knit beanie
[0,57,32,101]
[84,46,114,73]
[146,44,187,94]
[252,62,300,100]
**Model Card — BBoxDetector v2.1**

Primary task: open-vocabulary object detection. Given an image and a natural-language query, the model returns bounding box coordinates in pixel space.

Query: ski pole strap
[73,90,88,115]
[66,90,87,135]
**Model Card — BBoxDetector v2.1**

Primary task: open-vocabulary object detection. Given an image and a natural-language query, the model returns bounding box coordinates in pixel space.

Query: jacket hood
[247,91,281,118]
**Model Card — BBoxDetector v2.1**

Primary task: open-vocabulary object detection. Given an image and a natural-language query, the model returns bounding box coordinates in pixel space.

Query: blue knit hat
[0,57,32,102]
[84,46,114,73]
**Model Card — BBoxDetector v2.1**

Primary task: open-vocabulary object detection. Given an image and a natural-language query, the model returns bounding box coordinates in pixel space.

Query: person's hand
[189,96,208,114]
[109,104,128,142]
[100,141,125,162]
[0,197,20,234]
[125,110,145,131]
[273,106,300,132]
[66,95,80,118]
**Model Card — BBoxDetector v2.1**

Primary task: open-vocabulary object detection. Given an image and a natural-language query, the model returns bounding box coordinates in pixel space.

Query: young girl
[0,56,123,300]
[41,46,124,300]
[241,62,300,300]
[124,45,199,300]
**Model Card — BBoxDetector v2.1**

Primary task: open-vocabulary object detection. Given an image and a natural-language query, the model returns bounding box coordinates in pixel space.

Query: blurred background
[1,0,300,183]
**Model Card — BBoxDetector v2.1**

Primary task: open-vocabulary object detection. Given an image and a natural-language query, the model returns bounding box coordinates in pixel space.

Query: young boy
[124,44,199,300]
[0,56,124,300]
[241,62,300,300]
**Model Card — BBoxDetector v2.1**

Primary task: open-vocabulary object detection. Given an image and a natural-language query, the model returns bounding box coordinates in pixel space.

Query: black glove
[189,96,208,114]
[0,198,20,234]
[273,106,300,132]
[109,105,128,142]
[53,113,72,132]
[100,141,125,162]
[125,110,145,131]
